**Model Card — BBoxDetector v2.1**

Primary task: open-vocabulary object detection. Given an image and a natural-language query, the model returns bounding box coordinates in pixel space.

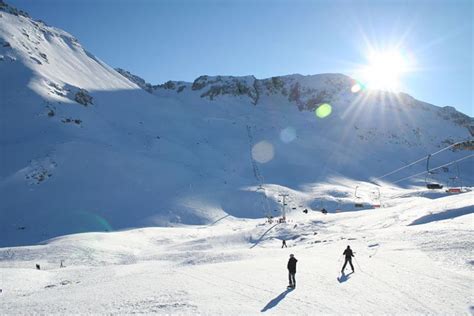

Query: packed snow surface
[1,187,472,314]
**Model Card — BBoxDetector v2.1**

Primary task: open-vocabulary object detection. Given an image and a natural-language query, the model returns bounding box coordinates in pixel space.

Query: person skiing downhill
[282,239,287,248]
[287,254,297,288]
[341,245,354,273]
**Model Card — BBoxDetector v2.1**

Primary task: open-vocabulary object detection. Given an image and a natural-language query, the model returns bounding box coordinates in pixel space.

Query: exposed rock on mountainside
[116,68,153,93]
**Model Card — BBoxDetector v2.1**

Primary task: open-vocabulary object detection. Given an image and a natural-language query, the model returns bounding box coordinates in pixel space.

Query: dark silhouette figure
[341,245,354,273]
[36,264,41,270]
[281,240,287,248]
[287,254,297,288]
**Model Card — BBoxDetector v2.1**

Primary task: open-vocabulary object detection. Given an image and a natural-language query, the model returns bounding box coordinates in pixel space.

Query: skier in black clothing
[287,254,297,288]
[341,245,354,273]
[282,239,287,248]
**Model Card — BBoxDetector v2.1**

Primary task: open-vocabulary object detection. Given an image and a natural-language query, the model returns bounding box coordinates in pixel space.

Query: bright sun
[360,50,410,91]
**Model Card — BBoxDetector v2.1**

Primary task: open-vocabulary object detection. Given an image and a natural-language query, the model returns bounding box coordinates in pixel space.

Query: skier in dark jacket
[287,254,297,288]
[341,245,354,273]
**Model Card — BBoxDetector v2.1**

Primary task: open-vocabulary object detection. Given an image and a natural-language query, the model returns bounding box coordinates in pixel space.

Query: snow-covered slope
[1,188,472,314]
[1,1,473,247]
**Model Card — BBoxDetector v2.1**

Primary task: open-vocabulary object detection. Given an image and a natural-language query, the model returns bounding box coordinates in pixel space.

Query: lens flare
[315,103,332,118]
[280,127,296,143]
[61,211,113,233]
[252,141,274,163]
[351,83,362,93]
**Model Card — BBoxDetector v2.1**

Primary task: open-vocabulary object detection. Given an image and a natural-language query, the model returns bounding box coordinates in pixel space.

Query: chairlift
[371,187,382,208]
[447,187,462,193]
[354,185,364,208]
[446,162,463,193]
[354,186,361,199]
[452,140,474,151]
[426,182,443,189]
[425,154,443,189]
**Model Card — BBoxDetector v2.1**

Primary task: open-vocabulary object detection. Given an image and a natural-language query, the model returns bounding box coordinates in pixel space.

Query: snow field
[1,188,472,314]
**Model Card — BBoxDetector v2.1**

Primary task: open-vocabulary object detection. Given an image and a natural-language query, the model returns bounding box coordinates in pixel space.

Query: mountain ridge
[1,1,473,247]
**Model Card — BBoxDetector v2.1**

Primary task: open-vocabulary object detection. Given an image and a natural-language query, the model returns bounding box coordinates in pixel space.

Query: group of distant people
[285,245,355,289]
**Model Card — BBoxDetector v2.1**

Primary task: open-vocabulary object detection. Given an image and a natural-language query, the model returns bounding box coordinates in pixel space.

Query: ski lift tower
[278,193,289,222]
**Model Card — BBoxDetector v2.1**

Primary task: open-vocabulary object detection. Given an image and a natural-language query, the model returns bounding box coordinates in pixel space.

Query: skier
[282,239,287,248]
[287,254,297,288]
[341,245,354,273]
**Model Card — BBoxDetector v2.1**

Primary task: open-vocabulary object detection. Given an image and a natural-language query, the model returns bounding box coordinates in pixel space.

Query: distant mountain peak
[150,72,357,110]
[0,1,30,18]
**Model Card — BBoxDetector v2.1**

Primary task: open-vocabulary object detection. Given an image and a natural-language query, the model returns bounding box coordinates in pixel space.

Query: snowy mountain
[1,1,473,247]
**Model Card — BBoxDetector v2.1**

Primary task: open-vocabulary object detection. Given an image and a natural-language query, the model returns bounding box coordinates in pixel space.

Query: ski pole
[354,257,363,273]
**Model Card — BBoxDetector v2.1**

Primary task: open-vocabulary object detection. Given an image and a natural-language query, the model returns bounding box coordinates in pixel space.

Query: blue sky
[8,0,473,116]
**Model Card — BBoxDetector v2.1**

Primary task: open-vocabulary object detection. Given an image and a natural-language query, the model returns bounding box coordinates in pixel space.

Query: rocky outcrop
[152,73,353,108]
[74,89,93,106]
[0,0,30,18]
[191,75,259,104]
[115,68,153,93]
[438,106,473,128]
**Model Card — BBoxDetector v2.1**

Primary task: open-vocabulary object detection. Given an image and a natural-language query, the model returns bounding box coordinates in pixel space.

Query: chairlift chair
[425,154,443,189]
[370,187,382,208]
[446,163,463,193]
[354,185,364,208]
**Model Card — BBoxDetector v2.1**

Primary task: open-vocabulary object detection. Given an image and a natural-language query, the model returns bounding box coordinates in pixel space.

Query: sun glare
[359,50,410,91]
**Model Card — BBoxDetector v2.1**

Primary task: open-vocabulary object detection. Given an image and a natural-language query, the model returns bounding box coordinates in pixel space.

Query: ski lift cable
[246,124,270,216]
[374,141,465,181]
[393,154,474,184]
[391,154,474,184]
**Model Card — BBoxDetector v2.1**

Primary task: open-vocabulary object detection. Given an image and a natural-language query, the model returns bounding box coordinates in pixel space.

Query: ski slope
[1,187,472,314]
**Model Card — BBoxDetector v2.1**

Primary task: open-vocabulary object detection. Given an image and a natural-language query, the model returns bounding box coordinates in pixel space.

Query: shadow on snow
[337,271,354,283]
[261,288,294,312]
